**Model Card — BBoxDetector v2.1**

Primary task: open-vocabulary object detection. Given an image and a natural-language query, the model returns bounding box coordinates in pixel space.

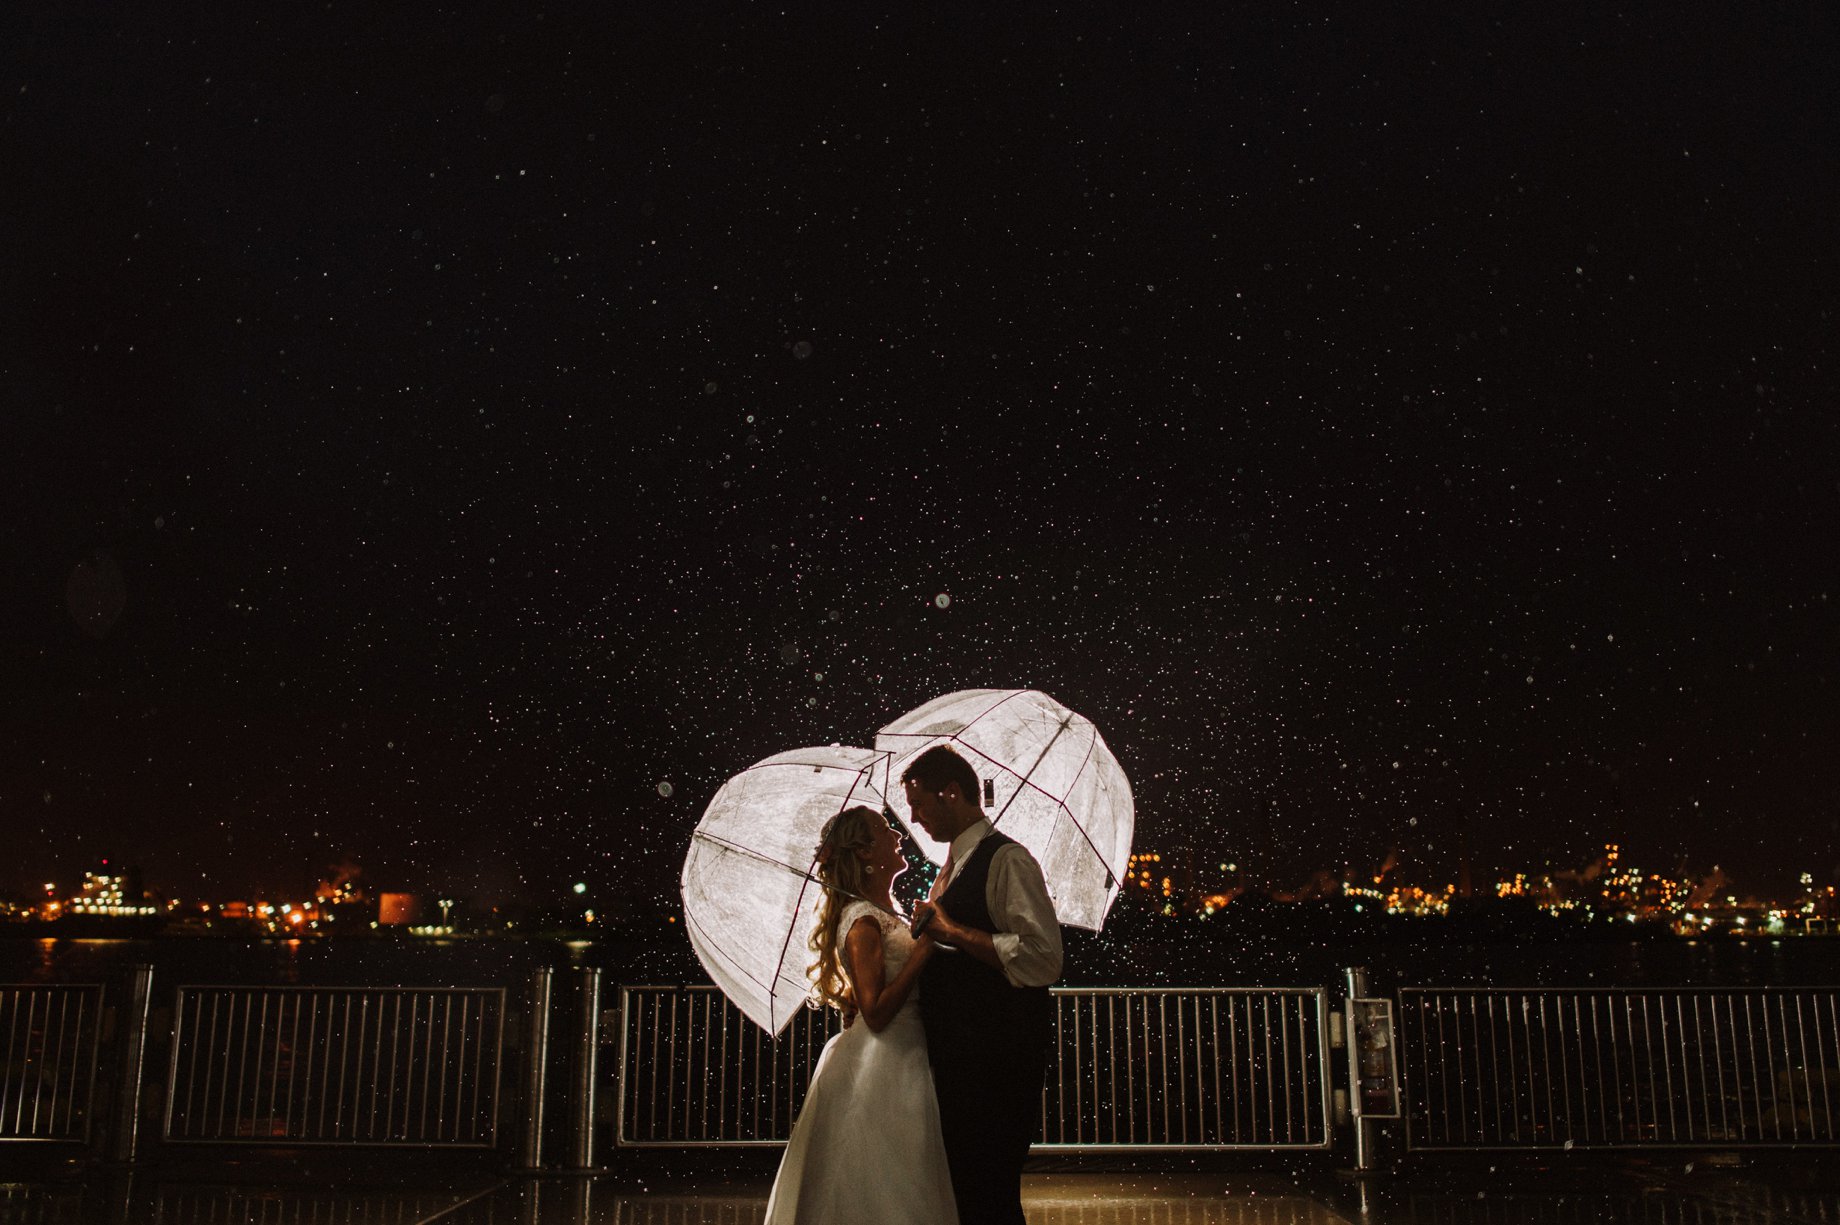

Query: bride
[764,805,960,1225]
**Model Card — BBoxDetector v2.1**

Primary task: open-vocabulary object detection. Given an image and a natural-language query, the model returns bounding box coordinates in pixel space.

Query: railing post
[520,967,554,1172]
[107,964,155,1163]
[566,967,603,1172]
[1343,965,1403,1174]
[1345,966,1376,1173]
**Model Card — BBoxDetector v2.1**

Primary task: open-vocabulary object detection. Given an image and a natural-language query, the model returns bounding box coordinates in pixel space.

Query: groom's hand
[911,900,957,942]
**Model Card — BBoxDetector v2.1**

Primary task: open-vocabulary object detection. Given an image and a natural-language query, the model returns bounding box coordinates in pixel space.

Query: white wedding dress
[764,901,959,1225]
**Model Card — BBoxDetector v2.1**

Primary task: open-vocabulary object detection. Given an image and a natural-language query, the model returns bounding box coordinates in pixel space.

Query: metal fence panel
[1399,987,1840,1150]
[0,985,105,1143]
[163,986,506,1147]
[1039,988,1333,1150]
[615,985,1333,1150]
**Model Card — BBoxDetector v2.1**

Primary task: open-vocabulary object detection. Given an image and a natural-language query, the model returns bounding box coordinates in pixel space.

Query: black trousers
[929,1027,1050,1225]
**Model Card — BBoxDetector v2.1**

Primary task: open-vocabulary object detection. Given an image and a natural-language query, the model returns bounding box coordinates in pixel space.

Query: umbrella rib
[985,716,1118,891]
[765,860,821,1029]
[682,905,787,1000]
[691,832,900,916]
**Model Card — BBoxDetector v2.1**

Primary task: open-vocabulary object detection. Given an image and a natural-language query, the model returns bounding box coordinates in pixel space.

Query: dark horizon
[5,7,1836,908]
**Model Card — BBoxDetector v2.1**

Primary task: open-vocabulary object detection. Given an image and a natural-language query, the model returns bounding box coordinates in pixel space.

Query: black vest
[918,830,1054,1054]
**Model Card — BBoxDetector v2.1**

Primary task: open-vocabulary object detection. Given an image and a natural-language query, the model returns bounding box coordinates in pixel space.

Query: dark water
[4,931,1839,993]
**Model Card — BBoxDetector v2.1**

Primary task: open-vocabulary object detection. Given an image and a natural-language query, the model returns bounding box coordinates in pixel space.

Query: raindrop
[934,593,951,609]
[779,643,801,664]
[656,781,675,799]
[792,340,814,359]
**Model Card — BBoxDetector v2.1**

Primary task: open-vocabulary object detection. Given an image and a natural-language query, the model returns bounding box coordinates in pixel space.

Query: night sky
[5,7,1836,910]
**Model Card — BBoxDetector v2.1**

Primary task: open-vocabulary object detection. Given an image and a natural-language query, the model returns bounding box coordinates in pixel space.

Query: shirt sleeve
[985,843,1064,988]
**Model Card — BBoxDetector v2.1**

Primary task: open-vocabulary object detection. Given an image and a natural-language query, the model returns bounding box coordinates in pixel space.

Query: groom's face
[903,778,948,842]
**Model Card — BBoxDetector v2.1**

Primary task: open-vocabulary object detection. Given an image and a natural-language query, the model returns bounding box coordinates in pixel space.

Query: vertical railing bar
[334,993,355,1141]
[257,992,279,1141]
[1,990,20,1135]
[70,989,97,1138]
[1260,993,1275,1146]
[1635,992,1653,1145]
[655,993,669,1133]
[1174,992,1189,1145]
[1493,990,1507,1148]
[231,991,255,1140]
[1793,993,1812,1145]
[281,993,302,1141]
[1587,994,1606,1145]
[1689,995,1708,1146]
[433,994,452,1141]
[459,991,476,1142]
[1480,991,1497,1145]
[1120,993,1135,1146]
[1278,993,1295,1144]
[413,993,431,1141]
[1725,995,1746,1142]
[1538,993,1556,1146]
[1059,993,1072,1145]
[719,988,732,1144]
[205,991,228,1139]
[1427,985,1442,1140]
[1764,993,1784,1142]
[41,990,70,1136]
[259,992,280,1141]
[314,990,332,1142]
[1746,994,1767,1142]
[199,991,221,1138]
[30,991,56,1136]
[164,991,189,1140]
[1155,993,1168,1143]
[1819,993,1837,1141]
[449,994,469,1144]
[661,990,679,1142]
[1564,994,1583,1146]
[1209,995,1223,1145]
[1455,992,1469,1147]
[43,989,67,1136]
[1655,993,1676,1144]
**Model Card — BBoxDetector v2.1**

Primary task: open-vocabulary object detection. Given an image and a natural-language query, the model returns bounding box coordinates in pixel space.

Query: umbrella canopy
[680,744,895,1035]
[877,689,1134,931]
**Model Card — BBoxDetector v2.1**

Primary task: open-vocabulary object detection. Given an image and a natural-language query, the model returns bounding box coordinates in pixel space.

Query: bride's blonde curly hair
[806,805,883,1013]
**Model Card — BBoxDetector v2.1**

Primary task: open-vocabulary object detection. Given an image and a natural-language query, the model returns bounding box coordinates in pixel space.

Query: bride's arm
[845,918,936,1033]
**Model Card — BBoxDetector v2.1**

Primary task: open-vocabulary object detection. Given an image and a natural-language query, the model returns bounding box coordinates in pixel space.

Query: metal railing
[0,985,104,1143]
[1042,988,1332,1149]
[1399,987,1840,1149]
[613,985,1333,1150]
[163,986,507,1147]
[615,984,842,1146]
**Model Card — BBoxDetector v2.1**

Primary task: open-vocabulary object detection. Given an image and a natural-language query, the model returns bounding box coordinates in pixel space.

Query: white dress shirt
[933,819,1064,988]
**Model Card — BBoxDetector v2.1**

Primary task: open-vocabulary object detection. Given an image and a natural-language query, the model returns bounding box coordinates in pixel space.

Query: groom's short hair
[902,745,981,806]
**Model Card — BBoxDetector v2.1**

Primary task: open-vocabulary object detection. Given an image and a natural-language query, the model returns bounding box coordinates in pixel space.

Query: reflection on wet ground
[455,1175,1348,1225]
[4,1159,1840,1225]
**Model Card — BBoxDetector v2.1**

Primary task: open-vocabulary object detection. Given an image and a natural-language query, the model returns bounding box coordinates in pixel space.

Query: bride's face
[863,819,906,888]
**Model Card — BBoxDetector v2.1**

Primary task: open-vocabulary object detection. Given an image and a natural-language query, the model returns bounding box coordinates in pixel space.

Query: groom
[905,746,1062,1225]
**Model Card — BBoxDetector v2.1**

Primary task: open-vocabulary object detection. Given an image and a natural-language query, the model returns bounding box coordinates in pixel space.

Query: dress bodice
[840,901,916,995]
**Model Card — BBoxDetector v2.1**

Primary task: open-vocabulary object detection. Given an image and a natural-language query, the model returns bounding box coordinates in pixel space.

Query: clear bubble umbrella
[680,744,896,1036]
[877,689,1134,931]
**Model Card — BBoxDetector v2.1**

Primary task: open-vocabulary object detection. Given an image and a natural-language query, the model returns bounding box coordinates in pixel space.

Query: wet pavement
[4,1152,1840,1224]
